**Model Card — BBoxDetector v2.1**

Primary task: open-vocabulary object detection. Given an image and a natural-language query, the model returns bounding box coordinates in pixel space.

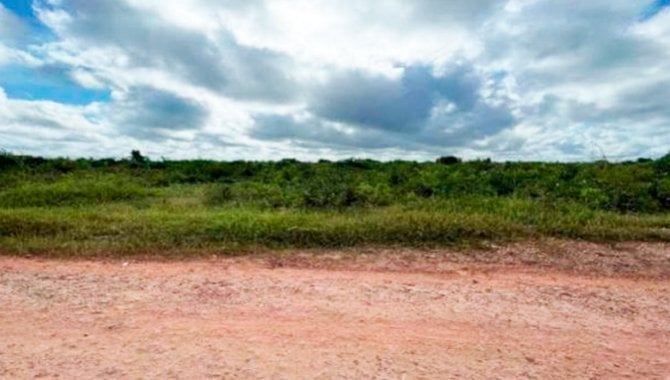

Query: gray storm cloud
[113,87,208,141]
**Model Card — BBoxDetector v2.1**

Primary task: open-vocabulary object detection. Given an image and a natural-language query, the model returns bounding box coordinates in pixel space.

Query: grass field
[1,152,670,256]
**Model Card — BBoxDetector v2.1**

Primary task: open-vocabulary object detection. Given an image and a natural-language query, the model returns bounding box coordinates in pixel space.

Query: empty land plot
[1,241,669,379]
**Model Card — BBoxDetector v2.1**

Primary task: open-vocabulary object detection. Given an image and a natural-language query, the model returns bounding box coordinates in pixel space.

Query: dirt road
[1,241,669,379]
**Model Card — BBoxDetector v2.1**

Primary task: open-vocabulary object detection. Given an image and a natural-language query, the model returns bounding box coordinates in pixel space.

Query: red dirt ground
[1,241,669,379]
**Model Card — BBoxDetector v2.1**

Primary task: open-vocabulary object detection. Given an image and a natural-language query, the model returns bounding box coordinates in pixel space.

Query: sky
[0,0,669,161]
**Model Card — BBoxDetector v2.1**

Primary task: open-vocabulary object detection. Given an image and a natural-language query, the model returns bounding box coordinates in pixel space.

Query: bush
[0,175,150,208]
[0,152,19,170]
[654,178,670,208]
[302,180,357,208]
[1,154,669,213]
[654,153,670,175]
[352,183,393,207]
[204,182,302,208]
[579,187,610,210]
[436,156,462,165]
[203,183,234,206]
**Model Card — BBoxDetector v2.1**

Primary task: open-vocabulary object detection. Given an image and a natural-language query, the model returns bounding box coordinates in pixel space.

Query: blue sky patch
[0,65,111,105]
[1,0,55,40]
[1,0,35,18]
[640,0,670,21]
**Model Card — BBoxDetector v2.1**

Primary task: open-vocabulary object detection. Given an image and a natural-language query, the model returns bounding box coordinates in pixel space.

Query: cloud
[309,64,483,133]
[0,84,112,156]
[38,0,298,102]
[309,69,428,133]
[0,0,668,161]
[407,0,503,25]
[112,87,208,141]
[0,3,29,45]
[251,113,404,150]
[473,0,670,160]
[252,64,516,151]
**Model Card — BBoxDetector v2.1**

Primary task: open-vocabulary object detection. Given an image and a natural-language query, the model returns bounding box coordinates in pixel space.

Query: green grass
[0,174,151,208]
[1,195,669,257]
[1,153,670,257]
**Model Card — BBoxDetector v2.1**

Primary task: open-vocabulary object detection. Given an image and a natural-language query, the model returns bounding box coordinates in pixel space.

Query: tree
[131,150,145,162]
[130,150,147,167]
[436,156,462,165]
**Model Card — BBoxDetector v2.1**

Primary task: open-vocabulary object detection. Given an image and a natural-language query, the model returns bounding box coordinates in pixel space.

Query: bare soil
[1,241,669,379]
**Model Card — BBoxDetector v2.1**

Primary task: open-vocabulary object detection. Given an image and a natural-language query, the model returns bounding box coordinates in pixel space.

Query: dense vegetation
[1,151,669,256]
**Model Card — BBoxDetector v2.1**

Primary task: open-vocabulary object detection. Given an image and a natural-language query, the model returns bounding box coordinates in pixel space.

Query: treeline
[1,151,670,213]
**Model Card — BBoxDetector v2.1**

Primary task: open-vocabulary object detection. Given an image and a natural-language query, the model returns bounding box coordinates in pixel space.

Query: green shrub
[0,175,149,208]
[203,183,234,206]
[302,180,357,208]
[204,182,302,208]
[436,156,462,165]
[654,178,670,208]
[0,152,20,170]
[579,188,610,210]
[352,183,393,207]
[654,153,670,175]
[1,153,670,213]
